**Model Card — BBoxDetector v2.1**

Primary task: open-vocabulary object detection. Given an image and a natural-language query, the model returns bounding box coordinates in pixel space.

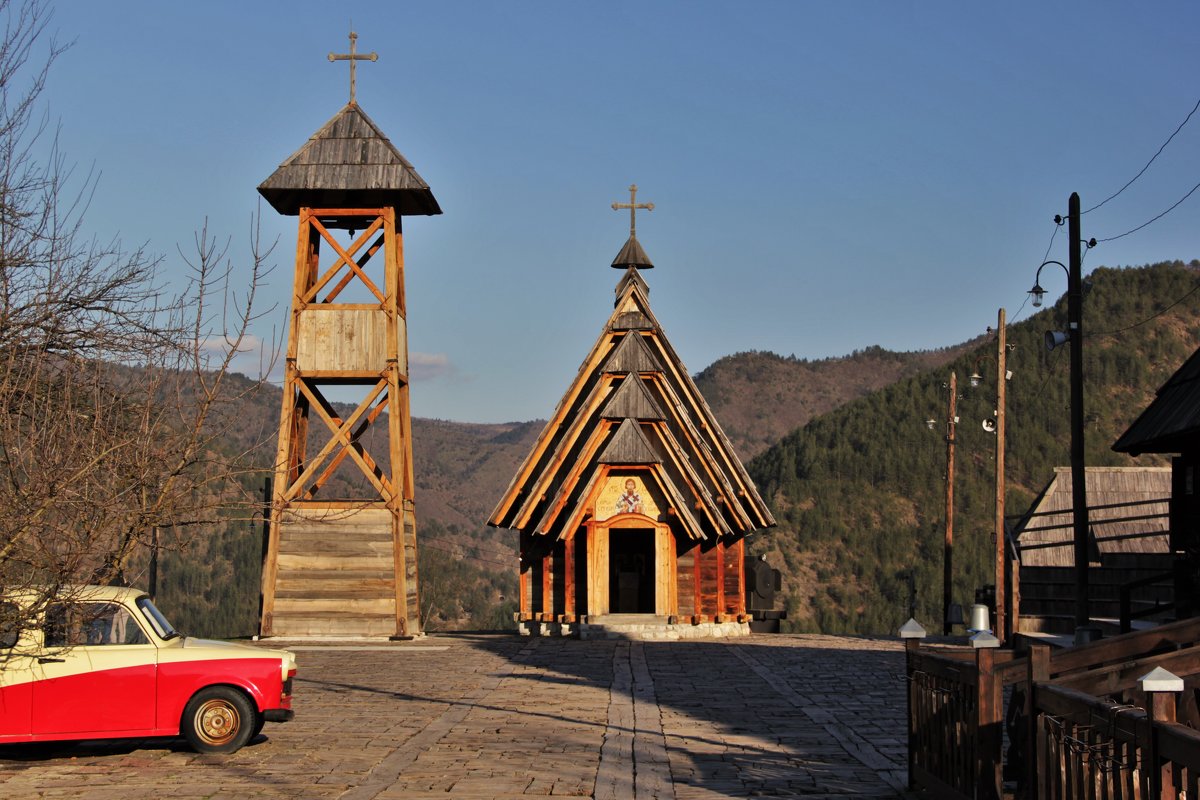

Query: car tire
[250,711,266,740]
[181,686,255,754]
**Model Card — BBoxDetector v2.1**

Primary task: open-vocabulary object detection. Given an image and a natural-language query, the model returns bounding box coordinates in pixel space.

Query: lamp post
[1029,192,1097,643]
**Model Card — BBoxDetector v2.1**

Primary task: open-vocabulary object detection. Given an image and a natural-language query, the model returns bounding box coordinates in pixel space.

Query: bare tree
[0,0,278,625]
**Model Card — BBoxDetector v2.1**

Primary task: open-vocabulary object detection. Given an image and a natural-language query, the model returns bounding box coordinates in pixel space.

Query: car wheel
[182,687,255,754]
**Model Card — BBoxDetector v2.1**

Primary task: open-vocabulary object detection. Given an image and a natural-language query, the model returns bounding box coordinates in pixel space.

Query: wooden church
[488,187,776,637]
[258,34,436,638]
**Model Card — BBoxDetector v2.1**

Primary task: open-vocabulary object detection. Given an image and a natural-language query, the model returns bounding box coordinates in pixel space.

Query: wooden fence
[905,616,1200,800]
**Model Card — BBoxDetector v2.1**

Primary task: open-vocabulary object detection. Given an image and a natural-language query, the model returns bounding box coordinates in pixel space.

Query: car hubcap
[196,700,239,744]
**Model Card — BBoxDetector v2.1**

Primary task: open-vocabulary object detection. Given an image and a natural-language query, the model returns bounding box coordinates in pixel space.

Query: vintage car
[0,585,296,753]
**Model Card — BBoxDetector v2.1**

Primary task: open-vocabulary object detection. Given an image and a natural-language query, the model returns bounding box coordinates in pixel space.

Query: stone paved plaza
[0,633,913,799]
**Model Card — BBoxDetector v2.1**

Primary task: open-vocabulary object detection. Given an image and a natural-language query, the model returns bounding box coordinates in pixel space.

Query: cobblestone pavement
[0,633,913,799]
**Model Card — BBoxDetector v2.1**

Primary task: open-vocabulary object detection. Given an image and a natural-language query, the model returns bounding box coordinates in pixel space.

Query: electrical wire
[1083,96,1200,215]
[1095,178,1200,243]
[1089,278,1200,339]
[1010,217,1063,326]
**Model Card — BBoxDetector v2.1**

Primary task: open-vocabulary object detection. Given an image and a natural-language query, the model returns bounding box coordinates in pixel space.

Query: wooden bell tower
[257,34,440,638]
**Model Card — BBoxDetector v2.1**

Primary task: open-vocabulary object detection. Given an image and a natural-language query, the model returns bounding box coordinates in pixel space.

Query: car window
[44,602,150,646]
[0,601,19,649]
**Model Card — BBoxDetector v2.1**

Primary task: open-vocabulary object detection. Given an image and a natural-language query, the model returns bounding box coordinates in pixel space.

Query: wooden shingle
[1113,347,1200,455]
[258,103,441,217]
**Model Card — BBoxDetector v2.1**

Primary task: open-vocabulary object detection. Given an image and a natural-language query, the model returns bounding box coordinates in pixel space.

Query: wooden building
[1112,343,1200,621]
[1013,466,1173,631]
[257,48,439,638]
[488,194,775,636]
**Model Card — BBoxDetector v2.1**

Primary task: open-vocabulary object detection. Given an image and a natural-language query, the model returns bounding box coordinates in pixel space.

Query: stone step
[587,614,669,625]
[266,611,397,638]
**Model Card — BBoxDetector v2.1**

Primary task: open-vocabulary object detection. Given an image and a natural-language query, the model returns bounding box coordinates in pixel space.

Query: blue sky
[34,2,1200,423]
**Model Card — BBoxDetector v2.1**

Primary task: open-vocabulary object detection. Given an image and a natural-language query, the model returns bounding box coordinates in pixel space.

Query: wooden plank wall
[724,538,745,615]
[271,507,397,637]
[676,547,696,618]
[295,309,389,372]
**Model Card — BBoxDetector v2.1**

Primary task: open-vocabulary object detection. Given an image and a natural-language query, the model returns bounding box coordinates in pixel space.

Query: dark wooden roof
[488,263,775,541]
[258,103,441,217]
[611,235,654,269]
[1014,467,1170,567]
[1113,346,1200,455]
[601,377,665,421]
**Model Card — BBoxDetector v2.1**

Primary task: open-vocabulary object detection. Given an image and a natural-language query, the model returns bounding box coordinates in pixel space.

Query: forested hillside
[696,344,975,458]
[747,260,1200,634]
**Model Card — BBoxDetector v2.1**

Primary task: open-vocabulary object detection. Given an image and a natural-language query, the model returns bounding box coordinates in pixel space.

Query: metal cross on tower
[612,184,654,238]
[328,31,378,104]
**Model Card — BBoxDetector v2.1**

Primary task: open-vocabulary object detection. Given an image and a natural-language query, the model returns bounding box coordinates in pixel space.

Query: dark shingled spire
[611,235,654,269]
[258,103,441,217]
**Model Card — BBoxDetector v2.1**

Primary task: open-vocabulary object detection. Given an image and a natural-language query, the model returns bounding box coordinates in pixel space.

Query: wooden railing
[906,643,1022,800]
[904,616,1200,800]
[1030,676,1200,799]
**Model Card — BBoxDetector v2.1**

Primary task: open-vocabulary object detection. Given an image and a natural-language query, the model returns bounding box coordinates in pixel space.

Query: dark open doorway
[609,529,655,613]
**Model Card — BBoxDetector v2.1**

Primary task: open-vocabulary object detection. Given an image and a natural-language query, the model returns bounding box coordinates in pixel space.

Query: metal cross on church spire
[612,184,654,238]
[328,31,378,104]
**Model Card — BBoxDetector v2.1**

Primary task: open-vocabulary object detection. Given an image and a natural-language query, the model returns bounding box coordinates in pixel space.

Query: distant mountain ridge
[695,344,977,459]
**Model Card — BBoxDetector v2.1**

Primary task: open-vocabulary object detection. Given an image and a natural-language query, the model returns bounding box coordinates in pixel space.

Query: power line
[1096,178,1200,243]
[1090,278,1200,339]
[1083,96,1200,215]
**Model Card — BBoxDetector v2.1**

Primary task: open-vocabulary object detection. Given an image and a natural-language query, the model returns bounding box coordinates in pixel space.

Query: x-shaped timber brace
[261,207,419,638]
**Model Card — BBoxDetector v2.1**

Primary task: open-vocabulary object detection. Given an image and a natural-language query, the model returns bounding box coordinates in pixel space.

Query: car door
[31,600,158,735]
[0,600,35,738]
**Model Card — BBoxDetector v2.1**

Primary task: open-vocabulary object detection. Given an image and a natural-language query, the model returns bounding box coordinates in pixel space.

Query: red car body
[0,586,296,753]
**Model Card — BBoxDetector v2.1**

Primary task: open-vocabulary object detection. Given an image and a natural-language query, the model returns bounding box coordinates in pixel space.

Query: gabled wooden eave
[648,419,729,536]
[642,330,776,528]
[531,419,616,535]
[490,294,650,527]
[646,373,756,532]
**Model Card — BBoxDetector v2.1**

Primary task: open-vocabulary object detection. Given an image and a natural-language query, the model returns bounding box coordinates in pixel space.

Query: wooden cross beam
[328,31,378,104]
[612,184,654,238]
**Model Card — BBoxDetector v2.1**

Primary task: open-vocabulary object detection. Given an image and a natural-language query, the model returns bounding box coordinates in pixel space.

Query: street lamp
[1028,193,1100,645]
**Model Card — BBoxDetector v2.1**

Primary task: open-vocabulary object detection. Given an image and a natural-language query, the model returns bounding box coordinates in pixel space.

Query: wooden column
[541,549,553,622]
[693,542,702,623]
[974,647,1002,800]
[715,540,726,621]
[563,531,576,622]
[1025,645,1050,799]
[729,537,739,618]
[519,532,531,622]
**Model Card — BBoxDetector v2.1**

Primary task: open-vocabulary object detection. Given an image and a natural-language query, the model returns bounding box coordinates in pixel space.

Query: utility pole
[943,371,958,636]
[1067,192,1093,641]
[994,309,1007,643]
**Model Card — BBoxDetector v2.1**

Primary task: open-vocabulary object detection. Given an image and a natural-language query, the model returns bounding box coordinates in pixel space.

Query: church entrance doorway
[608,528,655,614]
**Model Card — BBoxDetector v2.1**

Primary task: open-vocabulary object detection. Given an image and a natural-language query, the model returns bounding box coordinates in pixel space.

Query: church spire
[610,183,655,269]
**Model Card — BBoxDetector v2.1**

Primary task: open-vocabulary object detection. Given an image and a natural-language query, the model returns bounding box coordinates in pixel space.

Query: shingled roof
[1113,346,1200,455]
[258,102,441,216]
[1014,466,1171,567]
[488,265,775,541]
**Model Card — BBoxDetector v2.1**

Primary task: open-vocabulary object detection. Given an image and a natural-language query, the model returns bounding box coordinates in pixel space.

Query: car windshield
[136,596,180,640]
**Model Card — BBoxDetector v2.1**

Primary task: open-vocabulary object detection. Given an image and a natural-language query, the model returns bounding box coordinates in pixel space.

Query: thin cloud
[410,352,457,382]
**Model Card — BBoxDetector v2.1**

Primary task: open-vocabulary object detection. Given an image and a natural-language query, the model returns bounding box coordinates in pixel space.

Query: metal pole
[994,309,1007,643]
[1067,192,1092,637]
[943,371,957,635]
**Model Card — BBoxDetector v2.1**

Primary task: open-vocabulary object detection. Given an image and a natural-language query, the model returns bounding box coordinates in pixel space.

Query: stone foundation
[518,615,750,641]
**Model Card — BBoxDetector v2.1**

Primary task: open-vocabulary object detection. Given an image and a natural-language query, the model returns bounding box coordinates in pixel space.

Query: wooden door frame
[585,515,675,616]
